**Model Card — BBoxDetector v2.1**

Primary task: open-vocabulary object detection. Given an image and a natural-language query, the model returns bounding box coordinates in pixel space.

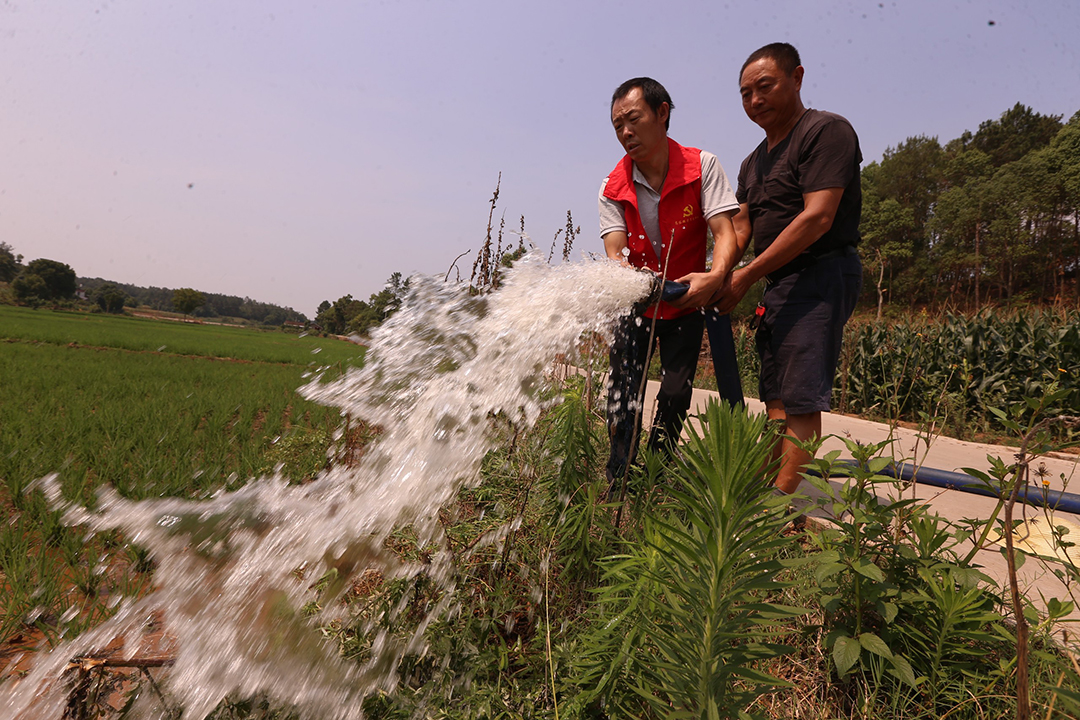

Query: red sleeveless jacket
[603,138,706,320]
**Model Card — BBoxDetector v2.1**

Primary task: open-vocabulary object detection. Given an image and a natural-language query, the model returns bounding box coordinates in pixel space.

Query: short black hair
[611,77,674,130]
[740,42,802,79]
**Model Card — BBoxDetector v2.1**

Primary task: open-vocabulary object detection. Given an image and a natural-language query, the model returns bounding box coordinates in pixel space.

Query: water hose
[828,459,1080,515]
[635,274,690,313]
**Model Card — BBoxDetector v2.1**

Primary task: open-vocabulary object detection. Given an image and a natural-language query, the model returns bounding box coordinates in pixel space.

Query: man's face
[611,87,668,162]
[739,57,803,134]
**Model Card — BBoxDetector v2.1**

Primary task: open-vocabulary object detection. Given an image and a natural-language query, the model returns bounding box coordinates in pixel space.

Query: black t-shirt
[736,109,862,273]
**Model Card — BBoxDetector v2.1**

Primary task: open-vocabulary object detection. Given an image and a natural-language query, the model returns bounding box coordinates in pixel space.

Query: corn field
[835,309,1080,434]
[728,309,1080,437]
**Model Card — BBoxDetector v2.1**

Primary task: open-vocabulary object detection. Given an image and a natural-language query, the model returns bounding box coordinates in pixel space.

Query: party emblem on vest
[682,204,694,218]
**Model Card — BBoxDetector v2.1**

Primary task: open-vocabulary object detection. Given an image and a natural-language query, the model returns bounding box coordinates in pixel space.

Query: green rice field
[0,305,361,365]
[0,306,366,650]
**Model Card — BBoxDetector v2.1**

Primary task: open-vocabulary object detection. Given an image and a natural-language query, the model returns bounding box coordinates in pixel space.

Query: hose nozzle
[636,270,689,311]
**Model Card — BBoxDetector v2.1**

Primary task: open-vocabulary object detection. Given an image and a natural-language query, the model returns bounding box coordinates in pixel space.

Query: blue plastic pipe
[828,460,1080,515]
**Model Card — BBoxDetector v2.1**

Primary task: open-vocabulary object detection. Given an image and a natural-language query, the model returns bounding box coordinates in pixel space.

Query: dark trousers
[606,311,705,481]
[704,309,744,407]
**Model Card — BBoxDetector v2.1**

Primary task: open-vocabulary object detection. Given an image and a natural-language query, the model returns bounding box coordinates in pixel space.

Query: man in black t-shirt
[712,43,863,494]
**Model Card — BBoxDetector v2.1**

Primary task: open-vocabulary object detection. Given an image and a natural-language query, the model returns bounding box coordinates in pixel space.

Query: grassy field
[0,305,362,366]
[0,307,365,651]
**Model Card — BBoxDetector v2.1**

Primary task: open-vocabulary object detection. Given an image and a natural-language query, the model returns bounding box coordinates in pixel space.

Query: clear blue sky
[2,0,1077,318]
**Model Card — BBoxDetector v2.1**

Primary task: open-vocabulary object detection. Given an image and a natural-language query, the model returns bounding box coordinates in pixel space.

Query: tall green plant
[574,402,804,719]
[540,379,613,590]
[804,439,1023,715]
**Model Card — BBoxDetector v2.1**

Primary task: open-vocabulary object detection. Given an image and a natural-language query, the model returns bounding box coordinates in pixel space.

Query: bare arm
[732,202,752,257]
[602,230,631,265]
[712,187,843,313]
[669,210,739,308]
[707,210,743,281]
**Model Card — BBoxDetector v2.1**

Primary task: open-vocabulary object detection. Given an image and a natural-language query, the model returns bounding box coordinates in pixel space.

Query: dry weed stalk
[470,173,501,292]
[1000,414,1080,720]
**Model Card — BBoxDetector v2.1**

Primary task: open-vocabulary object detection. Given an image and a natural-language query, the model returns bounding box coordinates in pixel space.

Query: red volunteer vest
[603,138,707,319]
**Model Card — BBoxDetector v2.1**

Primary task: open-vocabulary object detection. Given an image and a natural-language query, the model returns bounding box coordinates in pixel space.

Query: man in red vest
[600,77,742,491]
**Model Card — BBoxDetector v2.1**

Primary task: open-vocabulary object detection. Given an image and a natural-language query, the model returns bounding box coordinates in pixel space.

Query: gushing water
[2,252,652,719]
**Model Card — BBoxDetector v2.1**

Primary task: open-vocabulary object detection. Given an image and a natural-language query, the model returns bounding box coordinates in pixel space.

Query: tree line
[0,242,305,325]
[80,277,306,325]
[314,272,410,336]
[860,103,1080,315]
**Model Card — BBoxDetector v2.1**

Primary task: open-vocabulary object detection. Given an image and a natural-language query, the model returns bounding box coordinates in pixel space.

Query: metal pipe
[828,460,1080,515]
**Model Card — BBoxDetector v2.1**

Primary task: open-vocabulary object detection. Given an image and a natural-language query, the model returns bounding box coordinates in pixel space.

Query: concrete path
[640,380,1080,631]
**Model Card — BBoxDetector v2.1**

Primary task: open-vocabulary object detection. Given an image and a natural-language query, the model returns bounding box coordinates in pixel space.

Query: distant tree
[21,258,77,300]
[0,242,23,282]
[316,295,347,334]
[858,104,1080,310]
[1051,112,1080,302]
[317,273,411,336]
[860,163,915,318]
[970,102,1063,168]
[11,272,49,306]
[321,294,366,335]
[95,283,128,313]
[863,136,947,304]
[375,272,409,319]
[1056,111,1080,201]
[173,288,206,316]
[928,148,993,305]
[346,301,379,335]
[350,272,410,335]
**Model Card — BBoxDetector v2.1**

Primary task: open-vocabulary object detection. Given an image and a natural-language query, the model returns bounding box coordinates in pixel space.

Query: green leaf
[814,562,847,584]
[878,601,898,624]
[748,603,810,619]
[888,654,919,688]
[867,457,893,474]
[858,632,893,659]
[730,665,794,686]
[832,634,861,676]
[816,547,841,562]
[1046,597,1075,620]
[1049,684,1080,709]
[852,558,884,582]
[821,594,842,614]
[999,545,1027,571]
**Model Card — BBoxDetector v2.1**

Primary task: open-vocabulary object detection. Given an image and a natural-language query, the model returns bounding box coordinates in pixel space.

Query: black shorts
[757,247,861,414]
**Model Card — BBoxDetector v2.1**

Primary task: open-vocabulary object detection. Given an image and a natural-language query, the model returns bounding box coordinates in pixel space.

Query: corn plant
[836,309,1080,436]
